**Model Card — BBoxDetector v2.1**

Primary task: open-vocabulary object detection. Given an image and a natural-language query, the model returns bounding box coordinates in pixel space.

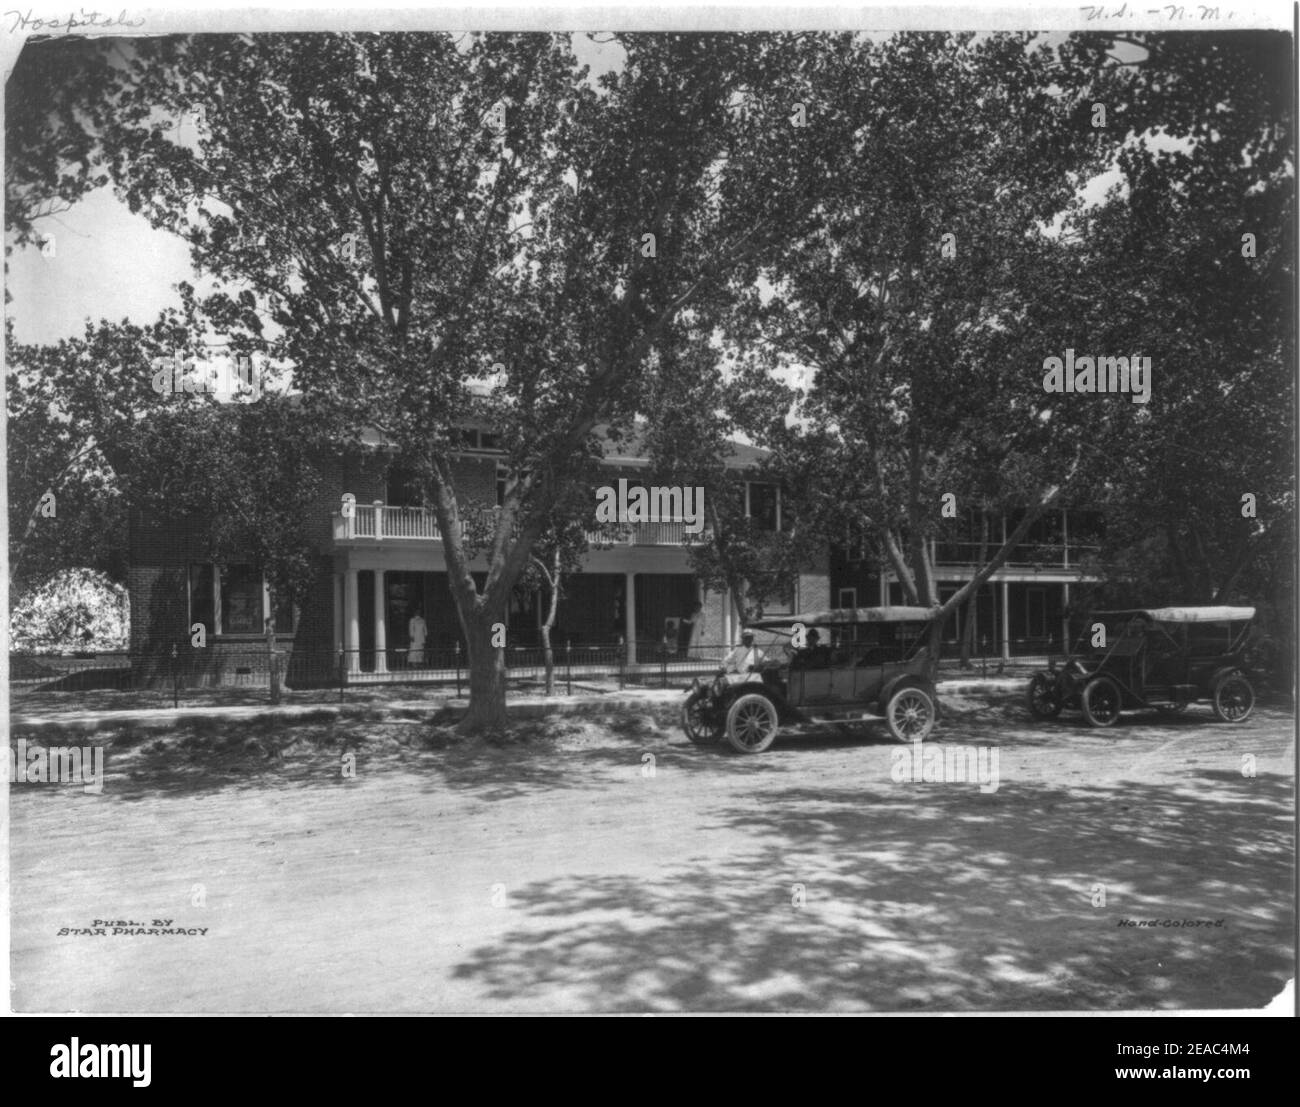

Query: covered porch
[332,546,734,679]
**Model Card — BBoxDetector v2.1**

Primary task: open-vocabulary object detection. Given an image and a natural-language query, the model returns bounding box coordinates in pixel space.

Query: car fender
[878,672,938,715]
[1207,664,1245,691]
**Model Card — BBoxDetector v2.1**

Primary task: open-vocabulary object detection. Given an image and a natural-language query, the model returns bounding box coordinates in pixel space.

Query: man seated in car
[723,628,765,674]
[794,627,833,668]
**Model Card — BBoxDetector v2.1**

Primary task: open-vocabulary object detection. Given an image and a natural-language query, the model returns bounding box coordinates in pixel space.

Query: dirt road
[10,701,1295,1012]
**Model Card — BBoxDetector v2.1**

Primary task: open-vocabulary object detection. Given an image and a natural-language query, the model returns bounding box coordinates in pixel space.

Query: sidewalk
[7,678,1023,736]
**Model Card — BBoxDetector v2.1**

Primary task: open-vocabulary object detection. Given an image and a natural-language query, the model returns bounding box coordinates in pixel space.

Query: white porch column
[344,568,361,673]
[1000,580,1011,661]
[624,572,637,666]
[721,587,732,649]
[333,573,343,656]
[373,568,388,674]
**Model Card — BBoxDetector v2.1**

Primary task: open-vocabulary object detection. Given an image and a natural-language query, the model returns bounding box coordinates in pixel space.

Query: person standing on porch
[408,607,428,667]
[682,601,705,655]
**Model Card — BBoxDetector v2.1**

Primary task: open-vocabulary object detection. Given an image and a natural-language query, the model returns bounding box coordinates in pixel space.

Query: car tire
[1212,672,1255,724]
[681,691,720,744]
[725,693,779,754]
[885,685,936,743]
[1027,672,1064,720]
[1080,677,1122,727]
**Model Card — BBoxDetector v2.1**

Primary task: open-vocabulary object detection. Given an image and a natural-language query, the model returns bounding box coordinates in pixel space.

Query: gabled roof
[596,424,769,471]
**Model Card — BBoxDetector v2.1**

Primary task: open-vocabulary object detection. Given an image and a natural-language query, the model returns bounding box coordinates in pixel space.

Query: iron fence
[7,631,1078,710]
[6,639,739,707]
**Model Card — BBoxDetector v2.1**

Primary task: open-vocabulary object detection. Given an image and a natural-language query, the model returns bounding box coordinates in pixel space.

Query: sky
[5,30,627,347]
[0,28,1176,350]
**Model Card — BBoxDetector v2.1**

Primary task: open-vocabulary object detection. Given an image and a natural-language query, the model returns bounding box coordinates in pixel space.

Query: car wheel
[1027,672,1064,720]
[725,693,779,754]
[886,686,936,743]
[1212,673,1255,723]
[1080,677,1122,727]
[681,692,720,744]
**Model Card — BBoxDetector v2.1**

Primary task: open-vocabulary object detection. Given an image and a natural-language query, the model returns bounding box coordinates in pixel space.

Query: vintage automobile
[1026,606,1259,727]
[680,607,941,753]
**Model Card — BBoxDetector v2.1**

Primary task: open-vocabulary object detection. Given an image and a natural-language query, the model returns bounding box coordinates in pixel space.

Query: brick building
[127,420,830,686]
[830,507,1106,660]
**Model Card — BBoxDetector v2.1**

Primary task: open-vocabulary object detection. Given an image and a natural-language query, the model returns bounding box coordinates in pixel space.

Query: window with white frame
[188,562,294,636]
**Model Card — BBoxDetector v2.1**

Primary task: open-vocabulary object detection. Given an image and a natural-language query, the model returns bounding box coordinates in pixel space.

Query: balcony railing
[332,504,706,547]
[933,541,1101,568]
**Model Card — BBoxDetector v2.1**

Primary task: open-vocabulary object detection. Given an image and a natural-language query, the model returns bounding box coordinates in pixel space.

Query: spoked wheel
[1027,672,1064,720]
[1212,673,1255,723]
[885,686,936,743]
[725,693,779,754]
[681,692,721,744]
[1080,677,1123,727]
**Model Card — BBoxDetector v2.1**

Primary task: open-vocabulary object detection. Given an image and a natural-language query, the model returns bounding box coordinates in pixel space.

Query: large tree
[102,32,838,729]
[4,37,128,253]
[710,32,1130,659]
[5,314,188,591]
[1074,32,1294,627]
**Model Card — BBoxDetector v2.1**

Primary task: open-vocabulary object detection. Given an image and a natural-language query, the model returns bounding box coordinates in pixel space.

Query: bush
[10,568,129,651]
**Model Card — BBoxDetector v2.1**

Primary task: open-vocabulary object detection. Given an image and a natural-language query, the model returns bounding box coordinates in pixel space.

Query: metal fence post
[661,635,668,688]
[338,642,345,703]
[171,640,179,709]
[618,635,626,690]
[455,640,461,697]
[566,639,572,696]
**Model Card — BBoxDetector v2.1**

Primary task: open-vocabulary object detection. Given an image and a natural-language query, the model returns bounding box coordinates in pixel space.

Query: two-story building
[127,419,830,686]
[831,507,1105,660]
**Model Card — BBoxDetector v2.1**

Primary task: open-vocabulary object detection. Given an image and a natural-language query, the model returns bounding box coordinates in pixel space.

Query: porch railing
[932,541,1100,568]
[333,504,705,547]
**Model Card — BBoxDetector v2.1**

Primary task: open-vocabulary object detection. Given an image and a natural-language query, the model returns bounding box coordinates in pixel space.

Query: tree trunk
[538,549,561,697]
[459,609,509,732]
[430,456,545,733]
[905,440,939,607]
[541,623,555,697]
[881,526,919,604]
[958,513,989,668]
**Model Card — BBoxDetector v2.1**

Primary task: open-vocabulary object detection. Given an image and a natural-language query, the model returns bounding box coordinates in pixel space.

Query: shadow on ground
[449,769,1295,1012]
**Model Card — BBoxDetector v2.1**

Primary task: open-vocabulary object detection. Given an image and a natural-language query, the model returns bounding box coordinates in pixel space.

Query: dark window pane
[749,483,778,531]
[386,466,423,508]
[189,563,214,636]
[271,591,294,633]
[221,564,261,634]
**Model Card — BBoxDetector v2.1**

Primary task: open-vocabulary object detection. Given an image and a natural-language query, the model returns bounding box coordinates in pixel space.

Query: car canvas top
[746,606,936,630]
[1088,606,1255,623]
